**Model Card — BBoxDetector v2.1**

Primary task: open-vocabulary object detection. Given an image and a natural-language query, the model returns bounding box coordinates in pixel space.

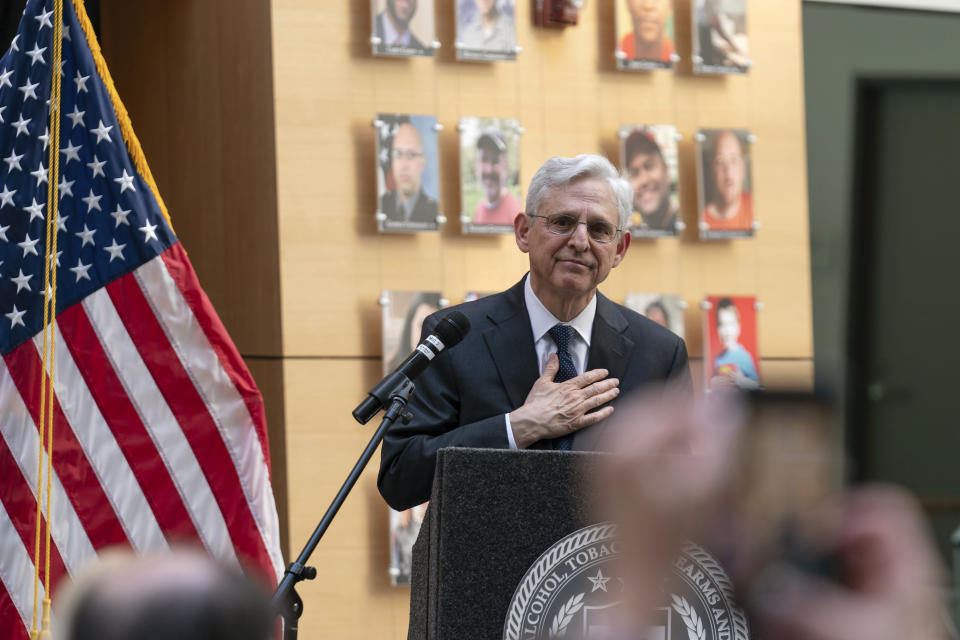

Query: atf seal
[503,523,750,640]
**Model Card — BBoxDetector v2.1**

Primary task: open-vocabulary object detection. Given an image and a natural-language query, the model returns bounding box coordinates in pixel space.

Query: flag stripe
[0,438,69,629]
[56,303,200,543]
[147,251,282,578]
[161,244,271,471]
[33,324,168,553]
[0,581,31,640]
[105,270,274,575]
[0,433,69,593]
[0,357,98,577]
[0,497,47,635]
[3,345,129,550]
[81,286,240,567]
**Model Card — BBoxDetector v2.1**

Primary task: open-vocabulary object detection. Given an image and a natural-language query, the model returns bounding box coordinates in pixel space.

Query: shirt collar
[524,273,595,346]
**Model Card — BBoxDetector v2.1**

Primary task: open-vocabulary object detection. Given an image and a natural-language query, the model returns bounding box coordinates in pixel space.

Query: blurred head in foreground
[56,548,271,640]
[592,387,950,640]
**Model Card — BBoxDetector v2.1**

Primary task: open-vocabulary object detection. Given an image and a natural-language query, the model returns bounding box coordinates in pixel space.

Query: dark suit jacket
[375,12,428,52]
[377,277,692,510]
[380,189,438,224]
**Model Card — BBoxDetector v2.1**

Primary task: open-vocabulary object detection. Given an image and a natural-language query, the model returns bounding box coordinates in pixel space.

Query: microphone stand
[271,377,415,639]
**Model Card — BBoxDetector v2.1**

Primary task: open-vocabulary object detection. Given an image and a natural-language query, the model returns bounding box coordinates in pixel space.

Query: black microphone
[352,310,471,424]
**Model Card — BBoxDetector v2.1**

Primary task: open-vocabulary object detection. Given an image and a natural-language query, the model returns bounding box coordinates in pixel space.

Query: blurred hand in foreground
[750,486,951,640]
[593,387,952,640]
[593,385,744,625]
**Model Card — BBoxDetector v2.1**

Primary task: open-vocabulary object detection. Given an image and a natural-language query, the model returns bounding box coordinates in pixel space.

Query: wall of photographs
[99,1,816,639]
[284,0,816,375]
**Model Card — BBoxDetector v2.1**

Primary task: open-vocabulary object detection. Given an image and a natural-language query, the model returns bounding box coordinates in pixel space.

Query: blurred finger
[598,386,697,456]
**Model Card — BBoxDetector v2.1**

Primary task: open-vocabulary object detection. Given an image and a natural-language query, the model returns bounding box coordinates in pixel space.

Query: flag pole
[33,0,65,636]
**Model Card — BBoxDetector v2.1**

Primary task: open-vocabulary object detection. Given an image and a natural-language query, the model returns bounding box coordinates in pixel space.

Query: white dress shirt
[504,275,597,449]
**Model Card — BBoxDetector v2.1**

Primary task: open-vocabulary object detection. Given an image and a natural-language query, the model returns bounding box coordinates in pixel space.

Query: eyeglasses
[529,213,621,244]
[391,149,424,161]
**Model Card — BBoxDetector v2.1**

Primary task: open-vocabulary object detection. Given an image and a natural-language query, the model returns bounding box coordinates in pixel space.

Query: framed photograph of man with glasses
[459,116,522,235]
[371,0,437,57]
[696,128,755,239]
[375,114,442,232]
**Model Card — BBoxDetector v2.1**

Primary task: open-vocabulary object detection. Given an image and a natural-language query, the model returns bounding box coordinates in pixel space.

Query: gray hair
[525,154,632,231]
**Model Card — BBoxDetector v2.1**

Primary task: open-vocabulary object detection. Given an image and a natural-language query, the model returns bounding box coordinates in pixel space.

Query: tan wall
[104,0,812,638]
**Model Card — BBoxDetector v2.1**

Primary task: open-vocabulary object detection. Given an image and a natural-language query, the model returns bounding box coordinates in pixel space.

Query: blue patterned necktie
[547,324,577,451]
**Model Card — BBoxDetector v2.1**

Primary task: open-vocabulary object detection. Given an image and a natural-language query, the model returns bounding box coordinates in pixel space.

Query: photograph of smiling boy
[371,0,435,57]
[616,0,676,70]
[624,293,685,339]
[620,125,680,237]
[697,128,754,239]
[703,295,759,390]
[460,117,522,234]
[375,114,441,232]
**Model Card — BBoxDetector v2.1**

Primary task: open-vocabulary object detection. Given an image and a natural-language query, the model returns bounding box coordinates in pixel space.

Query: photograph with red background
[703,295,759,389]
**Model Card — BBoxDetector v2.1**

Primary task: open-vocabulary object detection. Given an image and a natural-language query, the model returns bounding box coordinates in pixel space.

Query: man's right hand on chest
[508,353,620,449]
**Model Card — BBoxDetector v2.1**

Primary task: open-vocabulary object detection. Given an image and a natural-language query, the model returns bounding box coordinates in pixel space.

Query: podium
[408,447,601,640]
[407,447,750,640]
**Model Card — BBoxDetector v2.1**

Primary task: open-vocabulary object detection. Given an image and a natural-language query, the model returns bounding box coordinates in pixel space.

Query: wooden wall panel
[284,359,410,639]
[100,0,282,358]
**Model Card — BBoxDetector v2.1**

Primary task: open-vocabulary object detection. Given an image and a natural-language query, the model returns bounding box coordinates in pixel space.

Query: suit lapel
[483,280,540,411]
[577,293,634,451]
[586,293,633,382]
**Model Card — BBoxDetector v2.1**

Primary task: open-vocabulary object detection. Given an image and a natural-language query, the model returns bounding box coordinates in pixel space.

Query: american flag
[0,1,284,637]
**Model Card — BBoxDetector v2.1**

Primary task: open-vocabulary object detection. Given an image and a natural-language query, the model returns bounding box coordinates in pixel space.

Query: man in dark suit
[374,0,429,54]
[378,154,691,511]
[380,122,438,224]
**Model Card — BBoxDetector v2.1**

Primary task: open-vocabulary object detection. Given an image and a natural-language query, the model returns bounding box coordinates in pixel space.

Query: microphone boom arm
[272,377,415,638]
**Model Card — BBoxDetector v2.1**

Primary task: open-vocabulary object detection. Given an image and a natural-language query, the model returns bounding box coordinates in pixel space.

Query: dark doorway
[848,78,960,560]
[1,0,21,52]
[0,0,99,52]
